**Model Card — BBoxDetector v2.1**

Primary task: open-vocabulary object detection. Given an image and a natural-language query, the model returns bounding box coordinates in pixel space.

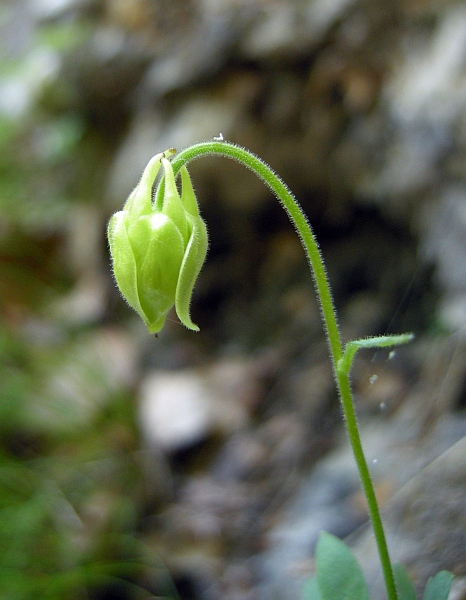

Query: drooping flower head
[107,151,208,334]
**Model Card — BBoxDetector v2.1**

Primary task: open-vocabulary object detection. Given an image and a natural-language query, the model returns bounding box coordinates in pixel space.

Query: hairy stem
[168,140,398,600]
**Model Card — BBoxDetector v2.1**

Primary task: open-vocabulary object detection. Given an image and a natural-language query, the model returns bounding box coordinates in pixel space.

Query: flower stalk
[168,141,405,600]
[108,140,415,600]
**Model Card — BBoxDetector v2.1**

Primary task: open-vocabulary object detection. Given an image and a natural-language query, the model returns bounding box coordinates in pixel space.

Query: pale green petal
[161,158,189,244]
[180,167,201,218]
[133,213,185,333]
[107,212,143,317]
[123,149,175,217]
[175,214,208,331]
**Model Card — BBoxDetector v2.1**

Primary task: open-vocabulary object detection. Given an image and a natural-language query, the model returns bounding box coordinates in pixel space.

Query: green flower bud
[107,151,208,334]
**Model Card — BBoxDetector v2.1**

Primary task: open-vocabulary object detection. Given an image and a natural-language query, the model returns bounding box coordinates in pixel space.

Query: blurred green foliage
[0,9,175,599]
[0,322,178,598]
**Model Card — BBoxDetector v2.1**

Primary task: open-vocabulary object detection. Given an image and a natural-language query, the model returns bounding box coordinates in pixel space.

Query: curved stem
[168,141,398,600]
[169,142,342,363]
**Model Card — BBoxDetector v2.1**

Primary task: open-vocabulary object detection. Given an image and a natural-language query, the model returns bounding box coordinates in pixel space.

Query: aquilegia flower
[107,151,208,334]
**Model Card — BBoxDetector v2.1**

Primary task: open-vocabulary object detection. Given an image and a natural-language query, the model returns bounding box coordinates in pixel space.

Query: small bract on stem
[107,140,448,600]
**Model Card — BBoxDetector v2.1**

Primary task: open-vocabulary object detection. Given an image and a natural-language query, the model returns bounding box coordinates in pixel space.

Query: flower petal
[132,213,185,333]
[107,211,143,317]
[175,213,208,331]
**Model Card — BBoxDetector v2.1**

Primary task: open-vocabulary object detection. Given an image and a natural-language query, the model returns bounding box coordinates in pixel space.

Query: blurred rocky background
[1,0,466,598]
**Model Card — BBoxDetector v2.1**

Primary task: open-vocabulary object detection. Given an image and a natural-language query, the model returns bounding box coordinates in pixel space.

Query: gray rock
[240,0,356,59]
[257,413,466,600]
[355,432,466,599]
[139,369,215,453]
[421,186,466,332]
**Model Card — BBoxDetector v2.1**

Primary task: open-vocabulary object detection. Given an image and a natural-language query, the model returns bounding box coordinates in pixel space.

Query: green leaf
[394,564,416,600]
[315,531,370,600]
[422,571,454,600]
[338,333,414,376]
[301,576,322,600]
